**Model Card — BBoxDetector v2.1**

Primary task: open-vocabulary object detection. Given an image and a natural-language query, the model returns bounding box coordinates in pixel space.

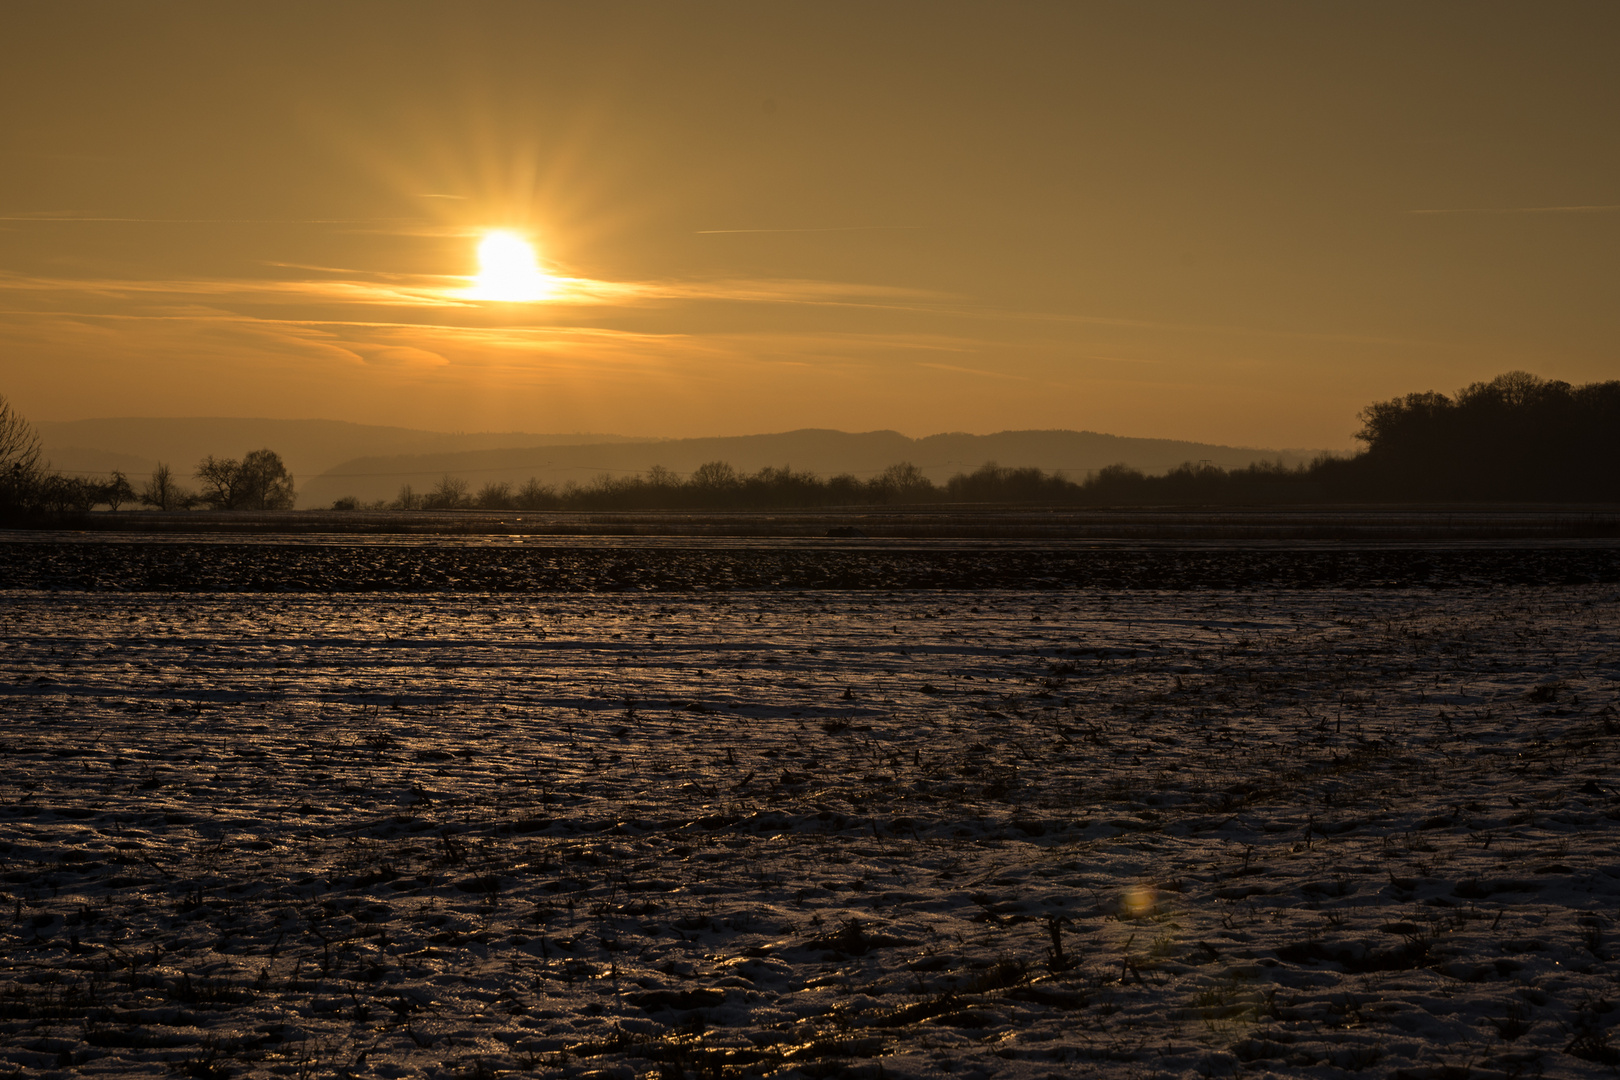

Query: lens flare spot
[469,231,552,302]
[1122,887,1155,918]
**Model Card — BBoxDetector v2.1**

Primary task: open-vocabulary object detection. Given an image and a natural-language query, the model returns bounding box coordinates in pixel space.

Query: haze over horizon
[4,2,1617,449]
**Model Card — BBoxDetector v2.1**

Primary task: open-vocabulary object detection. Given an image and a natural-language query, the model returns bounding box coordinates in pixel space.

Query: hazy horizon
[36,412,1332,451]
[34,416,1334,509]
[5,3,1617,448]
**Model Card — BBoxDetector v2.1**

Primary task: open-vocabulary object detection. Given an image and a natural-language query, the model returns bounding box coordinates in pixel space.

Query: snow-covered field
[2,566,1618,1077]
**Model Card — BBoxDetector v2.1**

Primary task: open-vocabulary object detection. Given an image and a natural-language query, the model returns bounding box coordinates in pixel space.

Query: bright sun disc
[470,231,552,302]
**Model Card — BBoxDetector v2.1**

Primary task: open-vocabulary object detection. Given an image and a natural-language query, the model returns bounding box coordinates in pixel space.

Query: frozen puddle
[1,587,1617,1078]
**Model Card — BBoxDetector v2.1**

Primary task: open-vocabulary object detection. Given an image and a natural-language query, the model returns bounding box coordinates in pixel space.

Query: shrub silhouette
[514,477,557,509]
[475,481,514,510]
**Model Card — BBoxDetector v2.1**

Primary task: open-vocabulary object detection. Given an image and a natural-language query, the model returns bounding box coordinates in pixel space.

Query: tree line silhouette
[0,397,296,521]
[3,372,1617,523]
[330,457,1331,511]
[337,372,1618,509]
[1324,370,1620,501]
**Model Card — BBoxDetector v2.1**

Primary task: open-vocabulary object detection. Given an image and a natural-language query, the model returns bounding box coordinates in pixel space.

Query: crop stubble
[1,540,1618,1078]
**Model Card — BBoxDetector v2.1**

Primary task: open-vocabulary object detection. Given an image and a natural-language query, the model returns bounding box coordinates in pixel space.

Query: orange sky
[3,2,1617,450]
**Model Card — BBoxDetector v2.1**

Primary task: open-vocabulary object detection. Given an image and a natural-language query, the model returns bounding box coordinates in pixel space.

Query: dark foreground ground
[0,535,1617,1079]
[2,535,1618,593]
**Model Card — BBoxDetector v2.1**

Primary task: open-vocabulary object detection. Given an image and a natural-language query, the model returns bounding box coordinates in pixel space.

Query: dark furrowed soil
[3,539,1617,592]
[2,586,1617,1079]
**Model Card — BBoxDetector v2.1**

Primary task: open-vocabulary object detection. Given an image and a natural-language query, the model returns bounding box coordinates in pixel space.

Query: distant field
[2,533,1618,592]
[31,504,1620,540]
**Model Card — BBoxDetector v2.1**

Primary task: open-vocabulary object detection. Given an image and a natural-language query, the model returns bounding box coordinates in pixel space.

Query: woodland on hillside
[4,372,1617,521]
[343,372,1620,511]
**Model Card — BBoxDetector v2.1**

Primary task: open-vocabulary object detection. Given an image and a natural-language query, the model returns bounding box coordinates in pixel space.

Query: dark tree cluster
[366,461,946,512]
[1334,371,1620,501]
[1044,373,1619,504]
[193,450,296,510]
[349,457,1333,512]
[8,370,1617,525]
[0,394,44,520]
[0,396,132,520]
[315,371,1617,514]
[0,394,295,522]
[340,373,1616,511]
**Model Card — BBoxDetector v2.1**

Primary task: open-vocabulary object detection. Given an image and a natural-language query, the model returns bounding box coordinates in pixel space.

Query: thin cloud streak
[916,362,1030,381]
[2,308,976,356]
[694,226,929,234]
[0,307,684,341]
[0,260,1444,358]
[0,272,468,308]
[0,215,421,224]
[1408,204,1620,215]
[0,269,947,312]
[1076,353,1165,365]
[1,304,988,363]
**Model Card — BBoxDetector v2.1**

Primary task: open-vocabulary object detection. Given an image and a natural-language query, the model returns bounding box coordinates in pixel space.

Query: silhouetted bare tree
[195,450,294,509]
[237,449,296,509]
[689,461,740,492]
[515,477,555,509]
[426,474,470,509]
[37,473,105,513]
[195,456,247,509]
[475,481,513,509]
[0,394,44,519]
[140,463,194,511]
[871,462,935,503]
[102,470,135,511]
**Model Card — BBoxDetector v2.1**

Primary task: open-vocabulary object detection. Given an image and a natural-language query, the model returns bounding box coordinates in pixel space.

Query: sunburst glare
[468,230,553,302]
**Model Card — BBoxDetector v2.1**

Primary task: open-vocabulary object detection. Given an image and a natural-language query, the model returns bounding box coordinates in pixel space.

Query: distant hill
[35,418,643,489]
[302,429,1328,508]
[34,417,1330,509]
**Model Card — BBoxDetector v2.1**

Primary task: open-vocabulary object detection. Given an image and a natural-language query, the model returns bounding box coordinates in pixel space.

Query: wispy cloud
[916,362,1028,381]
[0,268,947,313]
[634,278,944,305]
[1076,353,1164,365]
[0,271,468,308]
[695,225,929,234]
[0,301,987,371]
[0,261,1446,362]
[0,214,420,224]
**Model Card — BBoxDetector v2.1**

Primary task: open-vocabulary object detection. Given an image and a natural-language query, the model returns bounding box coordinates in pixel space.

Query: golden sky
[3,2,1617,449]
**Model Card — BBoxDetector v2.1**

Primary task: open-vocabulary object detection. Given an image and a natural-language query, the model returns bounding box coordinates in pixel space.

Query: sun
[468,230,553,302]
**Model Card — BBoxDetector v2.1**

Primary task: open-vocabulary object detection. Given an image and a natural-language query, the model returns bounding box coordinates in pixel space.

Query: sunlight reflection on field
[1,583,1617,1077]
